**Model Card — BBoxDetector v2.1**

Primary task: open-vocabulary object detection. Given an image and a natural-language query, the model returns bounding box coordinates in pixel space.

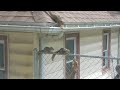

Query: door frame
[64,32,80,79]
[103,33,109,68]
[66,37,76,63]
[102,30,111,74]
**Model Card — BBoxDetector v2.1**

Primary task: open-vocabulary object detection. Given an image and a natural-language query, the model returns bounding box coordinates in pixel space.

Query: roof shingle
[0,11,120,23]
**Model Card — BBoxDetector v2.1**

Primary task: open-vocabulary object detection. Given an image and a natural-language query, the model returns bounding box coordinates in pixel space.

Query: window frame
[102,30,111,73]
[103,33,109,68]
[64,33,80,79]
[0,40,5,71]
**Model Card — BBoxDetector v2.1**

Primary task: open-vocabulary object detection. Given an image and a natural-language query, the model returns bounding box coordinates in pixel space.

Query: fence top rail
[38,52,120,60]
[33,48,120,60]
[69,54,120,60]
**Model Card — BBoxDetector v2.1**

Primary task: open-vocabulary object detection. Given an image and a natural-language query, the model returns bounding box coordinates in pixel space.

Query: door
[0,35,7,79]
[66,37,76,79]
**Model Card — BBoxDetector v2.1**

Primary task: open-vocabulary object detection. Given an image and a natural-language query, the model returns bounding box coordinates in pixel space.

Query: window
[0,35,7,79]
[0,40,5,69]
[103,32,110,68]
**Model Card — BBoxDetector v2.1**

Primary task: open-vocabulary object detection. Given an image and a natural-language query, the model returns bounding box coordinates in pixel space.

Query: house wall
[43,37,65,79]
[0,32,34,79]
[80,29,103,78]
[80,29,119,79]
[111,29,118,57]
[110,29,118,78]
[42,28,119,79]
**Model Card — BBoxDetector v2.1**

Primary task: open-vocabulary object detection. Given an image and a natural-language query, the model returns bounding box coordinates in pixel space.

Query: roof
[0,11,120,24]
[0,11,54,23]
[51,11,120,23]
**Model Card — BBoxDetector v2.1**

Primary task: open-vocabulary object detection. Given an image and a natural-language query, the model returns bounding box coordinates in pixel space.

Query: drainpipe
[117,29,120,64]
[39,31,46,79]
[39,34,42,79]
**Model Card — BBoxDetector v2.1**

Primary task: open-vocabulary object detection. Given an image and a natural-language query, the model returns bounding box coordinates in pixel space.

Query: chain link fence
[33,48,119,79]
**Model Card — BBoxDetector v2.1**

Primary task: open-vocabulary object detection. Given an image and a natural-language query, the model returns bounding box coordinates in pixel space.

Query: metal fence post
[118,29,120,64]
[39,35,45,79]
[33,48,39,79]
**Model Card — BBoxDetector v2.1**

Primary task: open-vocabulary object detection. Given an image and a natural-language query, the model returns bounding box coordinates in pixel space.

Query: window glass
[66,38,75,79]
[0,44,4,68]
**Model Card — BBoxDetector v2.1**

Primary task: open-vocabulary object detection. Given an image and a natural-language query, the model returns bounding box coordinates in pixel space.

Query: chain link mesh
[33,49,119,79]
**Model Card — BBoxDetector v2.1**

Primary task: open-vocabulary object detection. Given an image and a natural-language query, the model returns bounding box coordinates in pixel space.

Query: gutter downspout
[1,24,120,41]
[117,29,120,64]
[39,29,46,79]
[39,33,42,79]
[1,24,120,32]
[1,24,120,40]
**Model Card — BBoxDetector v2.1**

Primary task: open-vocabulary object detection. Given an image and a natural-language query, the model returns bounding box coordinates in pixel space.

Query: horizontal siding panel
[9,59,33,67]
[9,64,33,79]
[44,37,64,51]
[9,64,33,74]
[80,42,102,54]
[10,53,33,61]
[9,32,33,44]
[9,75,33,79]
[9,43,33,55]
[9,54,33,67]
[80,36,102,46]
[80,30,102,37]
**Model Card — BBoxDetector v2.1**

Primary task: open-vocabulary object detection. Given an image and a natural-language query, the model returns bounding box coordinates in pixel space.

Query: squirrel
[51,48,70,61]
[38,47,54,54]
[70,59,79,79]
[44,11,64,27]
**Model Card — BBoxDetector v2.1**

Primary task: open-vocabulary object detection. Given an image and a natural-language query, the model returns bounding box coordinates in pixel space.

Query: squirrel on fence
[38,47,54,54]
[51,48,70,61]
[114,64,120,79]
[70,59,79,79]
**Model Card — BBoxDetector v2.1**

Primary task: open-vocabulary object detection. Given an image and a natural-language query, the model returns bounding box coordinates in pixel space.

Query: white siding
[80,29,118,79]
[110,30,118,77]
[80,30,102,56]
[80,30,103,78]
[43,37,65,79]
[111,30,118,57]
